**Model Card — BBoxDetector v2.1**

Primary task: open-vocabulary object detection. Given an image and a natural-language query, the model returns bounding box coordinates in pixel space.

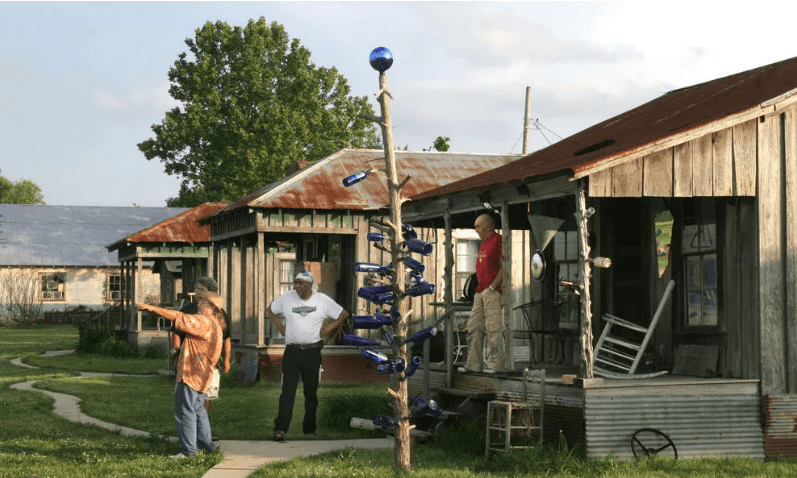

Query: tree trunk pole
[575,188,594,378]
[375,71,411,472]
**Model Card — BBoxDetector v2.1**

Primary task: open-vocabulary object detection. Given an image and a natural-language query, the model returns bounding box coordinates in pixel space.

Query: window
[682,200,717,327]
[107,274,123,301]
[552,230,579,294]
[455,238,480,296]
[40,272,66,301]
[278,259,295,296]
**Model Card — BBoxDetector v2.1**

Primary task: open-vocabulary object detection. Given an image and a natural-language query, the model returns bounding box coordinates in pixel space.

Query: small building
[401,55,797,459]
[200,149,522,382]
[0,204,186,324]
[106,202,226,348]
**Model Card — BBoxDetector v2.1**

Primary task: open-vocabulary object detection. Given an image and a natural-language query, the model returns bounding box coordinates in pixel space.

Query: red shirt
[476,233,502,293]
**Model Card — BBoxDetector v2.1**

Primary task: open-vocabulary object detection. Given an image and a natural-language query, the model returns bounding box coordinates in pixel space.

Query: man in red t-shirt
[459,213,506,373]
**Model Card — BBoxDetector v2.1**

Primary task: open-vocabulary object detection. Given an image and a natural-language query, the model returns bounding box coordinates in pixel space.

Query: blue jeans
[174,381,215,456]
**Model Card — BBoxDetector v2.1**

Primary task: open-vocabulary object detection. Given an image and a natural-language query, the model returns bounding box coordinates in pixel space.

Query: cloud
[416,3,643,68]
[89,81,180,118]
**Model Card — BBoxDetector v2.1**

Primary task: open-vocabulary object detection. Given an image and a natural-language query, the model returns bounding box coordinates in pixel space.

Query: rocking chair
[593,280,675,379]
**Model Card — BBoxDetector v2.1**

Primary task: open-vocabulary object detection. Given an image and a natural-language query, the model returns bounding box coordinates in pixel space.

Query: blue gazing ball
[369,47,393,72]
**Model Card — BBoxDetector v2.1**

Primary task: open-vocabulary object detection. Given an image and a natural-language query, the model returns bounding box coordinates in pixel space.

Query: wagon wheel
[631,428,677,460]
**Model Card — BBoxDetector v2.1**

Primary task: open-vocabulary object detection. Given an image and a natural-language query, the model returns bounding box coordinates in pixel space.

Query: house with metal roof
[399,55,797,459]
[199,149,521,382]
[106,202,226,347]
[0,205,186,323]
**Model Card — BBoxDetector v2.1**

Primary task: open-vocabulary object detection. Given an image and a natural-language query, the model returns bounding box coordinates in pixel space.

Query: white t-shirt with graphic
[270,290,344,345]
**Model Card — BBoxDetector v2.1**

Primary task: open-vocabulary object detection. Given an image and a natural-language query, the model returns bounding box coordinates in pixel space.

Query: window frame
[40,272,66,301]
[680,199,719,330]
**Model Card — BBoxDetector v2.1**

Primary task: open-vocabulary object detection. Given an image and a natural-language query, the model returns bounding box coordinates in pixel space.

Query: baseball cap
[295,271,315,283]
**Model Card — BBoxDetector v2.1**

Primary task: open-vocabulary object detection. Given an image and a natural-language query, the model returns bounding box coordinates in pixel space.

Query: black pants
[274,345,322,434]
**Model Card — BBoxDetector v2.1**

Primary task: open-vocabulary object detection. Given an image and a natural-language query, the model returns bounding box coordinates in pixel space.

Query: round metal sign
[531,250,546,282]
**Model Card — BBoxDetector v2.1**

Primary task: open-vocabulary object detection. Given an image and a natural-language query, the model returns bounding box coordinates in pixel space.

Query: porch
[409,366,764,460]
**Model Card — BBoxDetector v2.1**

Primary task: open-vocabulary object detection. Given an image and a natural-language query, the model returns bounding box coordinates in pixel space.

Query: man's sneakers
[457,366,470,373]
[273,430,286,442]
[170,453,188,460]
[303,432,319,438]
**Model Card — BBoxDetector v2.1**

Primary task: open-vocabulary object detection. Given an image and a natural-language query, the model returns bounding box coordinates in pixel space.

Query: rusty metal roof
[106,202,227,250]
[210,149,521,217]
[412,55,797,201]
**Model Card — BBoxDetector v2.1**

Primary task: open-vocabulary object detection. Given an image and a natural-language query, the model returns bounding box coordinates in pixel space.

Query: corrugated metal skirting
[765,394,797,458]
[585,394,764,460]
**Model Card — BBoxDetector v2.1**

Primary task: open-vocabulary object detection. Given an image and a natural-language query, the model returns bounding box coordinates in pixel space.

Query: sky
[1,1,796,207]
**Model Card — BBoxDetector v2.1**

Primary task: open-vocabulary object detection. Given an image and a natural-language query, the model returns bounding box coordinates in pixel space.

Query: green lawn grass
[3,323,796,478]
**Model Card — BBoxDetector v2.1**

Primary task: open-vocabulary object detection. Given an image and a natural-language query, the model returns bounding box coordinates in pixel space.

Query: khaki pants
[465,289,505,372]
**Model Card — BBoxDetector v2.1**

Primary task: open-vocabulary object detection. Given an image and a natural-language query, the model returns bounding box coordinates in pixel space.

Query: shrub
[317,386,393,431]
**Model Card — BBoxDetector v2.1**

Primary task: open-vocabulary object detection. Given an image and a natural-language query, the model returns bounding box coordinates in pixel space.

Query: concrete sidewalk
[206,438,393,478]
[8,351,394,478]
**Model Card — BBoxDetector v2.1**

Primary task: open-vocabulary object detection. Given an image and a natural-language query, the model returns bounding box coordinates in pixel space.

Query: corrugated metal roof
[0,205,188,267]
[412,55,797,201]
[106,202,227,250]
[210,149,521,217]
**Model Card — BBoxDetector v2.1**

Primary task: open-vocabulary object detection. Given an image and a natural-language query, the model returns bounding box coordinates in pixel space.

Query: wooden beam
[712,129,733,196]
[673,141,694,197]
[643,148,673,197]
[257,232,265,346]
[692,134,714,196]
[758,112,787,395]
[785,106,797,393]
[733,119,757,196]
[588,168,611,197]
[501,202,513,371]
[611,156,643,197]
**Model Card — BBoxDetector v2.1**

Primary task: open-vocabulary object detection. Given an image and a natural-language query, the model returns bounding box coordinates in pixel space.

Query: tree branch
[360,112,383,124]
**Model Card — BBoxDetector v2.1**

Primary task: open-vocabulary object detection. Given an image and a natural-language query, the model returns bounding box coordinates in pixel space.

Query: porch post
[257,231,265,346]
[575,188,595,378]
[444,200,454,387]
[135,256,143,332]
[501,202,513,371]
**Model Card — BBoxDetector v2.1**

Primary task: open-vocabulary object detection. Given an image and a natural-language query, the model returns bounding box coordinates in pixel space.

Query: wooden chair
[485,368,545,456]
[593,280,675,379]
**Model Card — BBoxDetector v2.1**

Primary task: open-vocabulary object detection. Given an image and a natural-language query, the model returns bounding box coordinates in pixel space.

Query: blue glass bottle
[354,262,383,273]
[403,257,425,273]
[376,362,394,374]
[401,223,417,240]
[342,170,372,187]
[357,285,392,301]
[373,414,397,428]
[411,397,442,417]
[342,334,380,347]
[352,315,385,329]
[367,232,386,242]
[394,357,406,373]
[404,282,436,297]
[404,356,422,377]
[360,348,390,364]
[404,239,433,256]
[404,326,437,344]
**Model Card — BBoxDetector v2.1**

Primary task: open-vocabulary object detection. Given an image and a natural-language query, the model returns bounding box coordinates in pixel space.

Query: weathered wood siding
[590,120,759,199]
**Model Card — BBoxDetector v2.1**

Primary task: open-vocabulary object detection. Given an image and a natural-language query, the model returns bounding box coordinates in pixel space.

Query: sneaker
[273,430,286,442]
[170,453,188,460]
[303,432,319,438]
[483,369,496,374]
[212,435,219,442]
[458,366,478,373]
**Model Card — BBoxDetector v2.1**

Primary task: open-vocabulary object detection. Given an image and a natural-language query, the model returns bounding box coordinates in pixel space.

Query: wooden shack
[401,56,797,460]
[200,149,521,382]
[106,202,227,348]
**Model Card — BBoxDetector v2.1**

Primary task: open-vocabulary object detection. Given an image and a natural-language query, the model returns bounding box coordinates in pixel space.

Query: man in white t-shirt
[267,270,349,441]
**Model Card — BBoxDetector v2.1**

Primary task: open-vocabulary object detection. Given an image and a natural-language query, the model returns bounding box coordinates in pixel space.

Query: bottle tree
[341,47,438,473]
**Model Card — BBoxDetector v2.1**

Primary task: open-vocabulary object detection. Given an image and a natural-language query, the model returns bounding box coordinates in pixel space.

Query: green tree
[421,136,450,152]
[139,18,381,206]
[0,171,45,204]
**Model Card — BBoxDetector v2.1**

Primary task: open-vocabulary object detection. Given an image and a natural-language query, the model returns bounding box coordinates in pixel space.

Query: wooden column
[444,201,454,387]
[257,232,265,346]
[501,202,513,371]
[135,256,143,332]
[575,189,595,378]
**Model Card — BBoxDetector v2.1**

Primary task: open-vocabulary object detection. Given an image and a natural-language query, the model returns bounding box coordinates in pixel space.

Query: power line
[509,118,562,154]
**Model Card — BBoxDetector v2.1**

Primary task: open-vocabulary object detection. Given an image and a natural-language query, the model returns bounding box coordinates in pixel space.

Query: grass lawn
[2,324,796,478]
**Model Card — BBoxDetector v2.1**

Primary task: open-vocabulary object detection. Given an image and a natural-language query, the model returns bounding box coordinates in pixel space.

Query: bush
[77,324,116,353]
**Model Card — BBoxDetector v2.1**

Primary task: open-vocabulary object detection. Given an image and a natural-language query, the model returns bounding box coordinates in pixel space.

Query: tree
[423,136,450,152]
[139,18,381,206]
[0,170,45,204]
